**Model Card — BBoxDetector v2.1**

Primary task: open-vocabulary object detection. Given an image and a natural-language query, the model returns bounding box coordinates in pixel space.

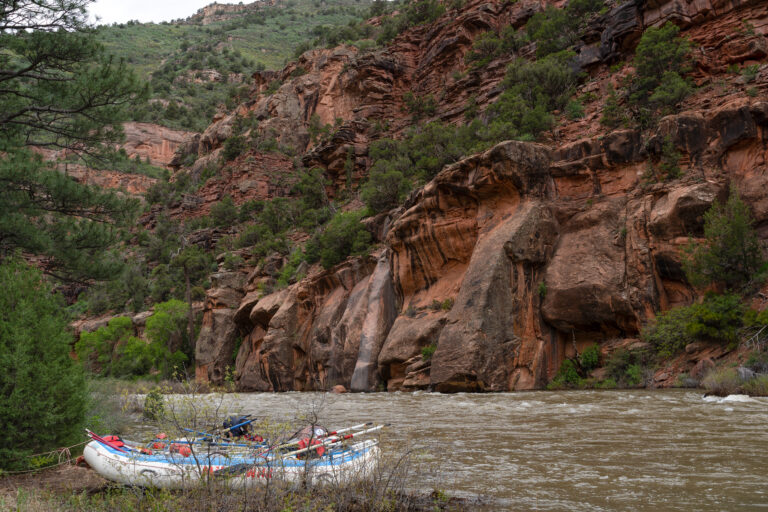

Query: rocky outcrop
[195,271,247,384]
[121,122,196,168]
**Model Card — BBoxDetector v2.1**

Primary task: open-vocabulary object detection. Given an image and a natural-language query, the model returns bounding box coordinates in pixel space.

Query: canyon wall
[191,0,768,391]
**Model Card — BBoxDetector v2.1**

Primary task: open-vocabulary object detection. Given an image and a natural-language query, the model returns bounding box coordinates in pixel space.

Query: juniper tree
[0,260,87,469]
[684,188,765,291]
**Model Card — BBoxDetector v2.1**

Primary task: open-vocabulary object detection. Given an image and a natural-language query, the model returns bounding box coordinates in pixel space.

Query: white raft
[83,435,380,489]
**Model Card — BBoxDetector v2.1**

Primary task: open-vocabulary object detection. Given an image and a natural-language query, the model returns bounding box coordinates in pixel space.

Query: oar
[266,422,373,453]
[85,429,127,454]
[280,424,386,459]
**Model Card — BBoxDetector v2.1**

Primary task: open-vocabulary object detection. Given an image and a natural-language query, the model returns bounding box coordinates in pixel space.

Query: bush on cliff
[305,210,372,269]
[487,51,579,139]
[627,23,692,123]
[0,261,87,470]
[211,194,239,228]
[684,189,765,292]
[641,294,746,357]
[525,0,605,57]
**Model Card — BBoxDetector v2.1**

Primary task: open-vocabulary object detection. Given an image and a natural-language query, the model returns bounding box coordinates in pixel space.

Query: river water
[131,390,768,510]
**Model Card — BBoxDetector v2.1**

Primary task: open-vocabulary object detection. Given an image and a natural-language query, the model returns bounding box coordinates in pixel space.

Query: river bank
[0,466,472,511]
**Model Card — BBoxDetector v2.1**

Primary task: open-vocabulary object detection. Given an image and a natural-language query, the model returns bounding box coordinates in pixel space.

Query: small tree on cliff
[0,260,87,469]
[684,188,765,291]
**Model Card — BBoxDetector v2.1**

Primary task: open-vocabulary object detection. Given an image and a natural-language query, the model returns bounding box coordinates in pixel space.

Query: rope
[1,457,75,475]
[0,440,90,475]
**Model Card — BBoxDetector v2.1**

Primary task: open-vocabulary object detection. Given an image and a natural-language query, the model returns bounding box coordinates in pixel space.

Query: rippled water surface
[134,390,768,510]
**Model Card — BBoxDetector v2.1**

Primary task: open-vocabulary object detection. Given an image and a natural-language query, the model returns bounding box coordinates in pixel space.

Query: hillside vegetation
[96,0,373,131]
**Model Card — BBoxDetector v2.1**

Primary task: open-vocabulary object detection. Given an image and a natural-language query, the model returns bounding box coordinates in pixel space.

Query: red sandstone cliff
[188,0,768,392]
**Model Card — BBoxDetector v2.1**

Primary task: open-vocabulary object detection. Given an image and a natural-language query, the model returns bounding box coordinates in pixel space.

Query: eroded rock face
[189,0,768,392]
[195,271,246,384]
[121,122,196,168]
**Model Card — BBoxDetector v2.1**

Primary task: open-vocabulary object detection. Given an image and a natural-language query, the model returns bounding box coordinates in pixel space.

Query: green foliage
[0,1,147,283]
[579,344,601,371]
[97,0,369,131]
[463,28,528,68]
[565,100,585,120]
[421,343,437,360]
[403,92,437,120]
[222,135,247,162]
[76,317,133,374]
[143,388,165,420]
[627,23,692,122]
[487,51,579,139]
[741,374,768,396]
[538,282,547,298]
[77,301,189,379]
[683,188,765,291]
[0,150,140,282]
[641,294,745,357]
[525,0,604,57]
[0,261,87,469]
[547,359,582,389]
[211,195,239,227]
[222,252,245,270]
[276,249,305,288]
[656,136,682,180]
[305,210,372,269]
[684,294,745,346]
[604,348,653,388]
[145,300,189,349]
[741,64,759,83]
[600,85,626,128]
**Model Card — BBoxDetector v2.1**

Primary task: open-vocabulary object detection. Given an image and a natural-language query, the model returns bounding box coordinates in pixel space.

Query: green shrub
[656,135,682,180]
[604,348,653,388]
[684,294,745,346]
[222,135,246,161]
[0,261,87,469]
[642,294,745,357]
[547,358,582,389]
[565,99,584,120]
[525,0,603,57]
[145,299,189,349]
[403,92,437,120]
[741,374,768,396]
[421,343,437,360]
[579,344,601,371]
[305,210,372,269]
[143,388,165,420]
[628,23,692,122]
[743,350,768,373]
[701,367,742,396]
[76,316,134,374]
[211,194,239,227]
[487,51,578,139]
[683,188,764,291]
[600,85,626,128]
[222,251,245,270]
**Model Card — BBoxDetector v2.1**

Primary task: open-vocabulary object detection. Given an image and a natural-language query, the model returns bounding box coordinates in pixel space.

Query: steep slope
[133,0,768,392]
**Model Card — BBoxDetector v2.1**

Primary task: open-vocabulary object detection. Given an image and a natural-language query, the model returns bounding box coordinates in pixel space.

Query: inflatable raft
[83,426,381,489]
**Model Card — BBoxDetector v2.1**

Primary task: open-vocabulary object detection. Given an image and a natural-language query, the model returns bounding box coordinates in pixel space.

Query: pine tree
[0,260,87,469]
[0,0,148,282]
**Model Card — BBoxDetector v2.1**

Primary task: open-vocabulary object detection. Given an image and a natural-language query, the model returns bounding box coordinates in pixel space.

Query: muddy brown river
[129,390,768,510]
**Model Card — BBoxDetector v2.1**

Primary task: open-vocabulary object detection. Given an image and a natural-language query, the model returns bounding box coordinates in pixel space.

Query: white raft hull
[83,439,379,490]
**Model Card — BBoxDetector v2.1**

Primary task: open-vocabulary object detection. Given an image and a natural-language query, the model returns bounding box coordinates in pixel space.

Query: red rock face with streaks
[191,0,768,392]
